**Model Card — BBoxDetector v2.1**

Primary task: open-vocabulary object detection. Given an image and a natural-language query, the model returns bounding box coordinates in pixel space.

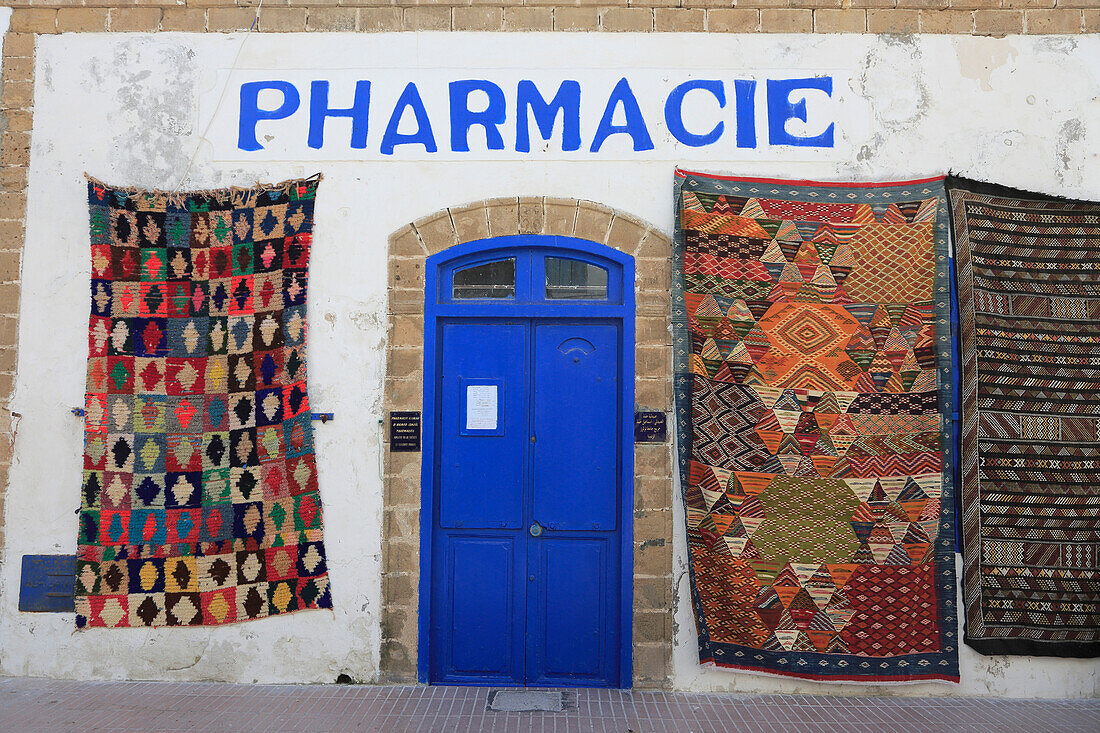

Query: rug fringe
[84,173,323,208]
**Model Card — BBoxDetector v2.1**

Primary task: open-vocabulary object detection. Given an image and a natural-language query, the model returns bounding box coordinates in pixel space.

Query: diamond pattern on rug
[674,170,958,682]
[76,176,332,628]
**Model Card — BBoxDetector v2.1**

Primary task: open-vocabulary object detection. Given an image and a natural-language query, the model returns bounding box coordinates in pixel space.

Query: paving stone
[0,677,1096,732]
[488,689,564,712]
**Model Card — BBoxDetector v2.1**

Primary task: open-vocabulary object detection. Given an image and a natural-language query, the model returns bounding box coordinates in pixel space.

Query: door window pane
[545,258,608,300]
[453,258,515,299]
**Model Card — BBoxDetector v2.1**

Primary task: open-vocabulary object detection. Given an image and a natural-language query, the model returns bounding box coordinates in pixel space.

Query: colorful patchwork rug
[949,177,1100,657]
[673,170,959,682]
[75,176,332,628]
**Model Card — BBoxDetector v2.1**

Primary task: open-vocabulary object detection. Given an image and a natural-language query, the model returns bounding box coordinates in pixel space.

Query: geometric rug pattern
[948,176,1100,657]
[673,170,959,681]
[74,177,332,627]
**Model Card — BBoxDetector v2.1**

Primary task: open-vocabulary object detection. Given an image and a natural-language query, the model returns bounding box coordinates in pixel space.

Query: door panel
[527,537,616,684]
[445,536,519,677]
[439,322,526,530]
[532,323,619,531]
[527,322,621,687]
[433,321,528,685]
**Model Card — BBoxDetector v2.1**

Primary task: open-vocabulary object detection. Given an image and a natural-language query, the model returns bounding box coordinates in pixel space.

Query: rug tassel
[83,173,323,207]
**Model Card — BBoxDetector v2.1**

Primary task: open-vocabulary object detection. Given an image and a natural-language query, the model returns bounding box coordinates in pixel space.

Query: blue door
[420,238,634,688]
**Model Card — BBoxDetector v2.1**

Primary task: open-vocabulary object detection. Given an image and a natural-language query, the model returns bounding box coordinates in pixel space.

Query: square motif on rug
[948,176,1100,658]
[75,176,332,628]
[673,170,959,682]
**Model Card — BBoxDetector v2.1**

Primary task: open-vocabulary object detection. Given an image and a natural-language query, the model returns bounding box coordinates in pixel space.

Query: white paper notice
[466,385,499,431]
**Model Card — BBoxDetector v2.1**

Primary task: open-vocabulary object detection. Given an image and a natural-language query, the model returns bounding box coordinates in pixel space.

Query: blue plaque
[19,554,76,612]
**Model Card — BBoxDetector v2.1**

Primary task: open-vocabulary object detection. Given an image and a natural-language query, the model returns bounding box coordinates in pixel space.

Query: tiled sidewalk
[1,677,1097,732]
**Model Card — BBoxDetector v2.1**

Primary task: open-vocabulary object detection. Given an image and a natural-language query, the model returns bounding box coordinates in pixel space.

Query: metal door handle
[528,522,543,537]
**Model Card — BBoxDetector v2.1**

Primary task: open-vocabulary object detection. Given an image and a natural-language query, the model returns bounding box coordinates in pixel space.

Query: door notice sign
[634,412,667,443]
[390,411,422,452]
[465,385,499,431]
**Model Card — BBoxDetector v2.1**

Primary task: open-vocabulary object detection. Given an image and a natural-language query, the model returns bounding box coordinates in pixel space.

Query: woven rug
[673,170,959,682]
[949,177,1100,657]
[74,176,332,628]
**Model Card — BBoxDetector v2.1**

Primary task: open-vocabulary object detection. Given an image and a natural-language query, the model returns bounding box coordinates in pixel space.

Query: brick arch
[380,197,675,687]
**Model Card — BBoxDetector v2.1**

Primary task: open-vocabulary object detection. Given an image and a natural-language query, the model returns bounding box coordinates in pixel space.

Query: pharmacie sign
[203,68,861,162]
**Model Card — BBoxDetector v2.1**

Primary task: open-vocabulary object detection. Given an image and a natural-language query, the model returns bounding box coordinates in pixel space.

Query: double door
[429,318,622,687]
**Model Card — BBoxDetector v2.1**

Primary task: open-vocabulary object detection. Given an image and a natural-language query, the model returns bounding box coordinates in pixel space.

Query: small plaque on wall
[634,412,667,443]
[19,554,76,612]
[390,411,422,452]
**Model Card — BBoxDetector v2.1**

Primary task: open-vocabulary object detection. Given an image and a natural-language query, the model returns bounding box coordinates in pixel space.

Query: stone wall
[0,26,28,568]
[4,2,1099,36]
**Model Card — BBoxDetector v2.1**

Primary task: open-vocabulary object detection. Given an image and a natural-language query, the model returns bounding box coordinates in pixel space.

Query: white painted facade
[0,31,1097,696]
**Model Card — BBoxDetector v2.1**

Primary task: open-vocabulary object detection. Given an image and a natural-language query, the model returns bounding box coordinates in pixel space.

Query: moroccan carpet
[673,170,959,682]
[949,177,1100,657]
[74,176,332,627]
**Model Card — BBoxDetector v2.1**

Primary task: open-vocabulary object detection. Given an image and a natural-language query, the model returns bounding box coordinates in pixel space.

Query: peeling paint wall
[0,32,1097,695]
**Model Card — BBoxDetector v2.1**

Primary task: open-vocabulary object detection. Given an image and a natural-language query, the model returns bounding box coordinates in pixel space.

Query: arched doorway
[419,235,635,687]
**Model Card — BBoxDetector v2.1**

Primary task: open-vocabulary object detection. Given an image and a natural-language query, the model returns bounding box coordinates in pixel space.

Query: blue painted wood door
[430,319,621,687]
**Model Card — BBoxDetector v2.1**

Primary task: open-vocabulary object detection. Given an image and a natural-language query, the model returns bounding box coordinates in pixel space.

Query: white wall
[0,31,1097,695]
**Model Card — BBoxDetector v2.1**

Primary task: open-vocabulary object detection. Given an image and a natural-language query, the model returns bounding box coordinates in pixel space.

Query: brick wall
[3,2,1099,36]
[0,27,30,563]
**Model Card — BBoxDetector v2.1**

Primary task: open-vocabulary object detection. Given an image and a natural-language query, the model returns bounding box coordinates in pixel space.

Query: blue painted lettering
[381,82,437,155]
[516,80,581,153]
[590,78,654,153]
[766,77,835,148]
[233,74,838,154]
[449,80,507,152]
[238,81,300,152]
[664,80,725,148]
[733,79,757,149]
[308,80,371,150]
